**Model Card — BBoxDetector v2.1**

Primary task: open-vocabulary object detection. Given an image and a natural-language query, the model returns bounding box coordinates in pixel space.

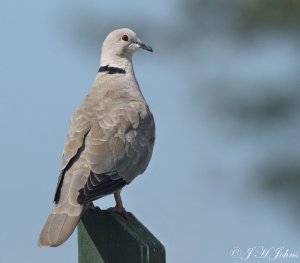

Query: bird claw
[110,207,136,224]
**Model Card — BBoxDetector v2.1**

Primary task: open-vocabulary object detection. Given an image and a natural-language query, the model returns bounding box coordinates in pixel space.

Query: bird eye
[121,35,129,42]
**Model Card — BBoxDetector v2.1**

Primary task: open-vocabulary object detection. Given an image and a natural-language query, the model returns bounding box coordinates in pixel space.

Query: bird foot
[86,202,101,213]
[110,206,136,224]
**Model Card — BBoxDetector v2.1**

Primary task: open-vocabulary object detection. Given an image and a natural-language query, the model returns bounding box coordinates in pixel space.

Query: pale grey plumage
[38,28,155,247]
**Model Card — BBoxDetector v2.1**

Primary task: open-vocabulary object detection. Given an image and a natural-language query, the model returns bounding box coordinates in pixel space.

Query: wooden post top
[78,208,166,263]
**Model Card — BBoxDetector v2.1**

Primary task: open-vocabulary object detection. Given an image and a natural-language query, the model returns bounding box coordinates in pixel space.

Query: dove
[38,28,155,247]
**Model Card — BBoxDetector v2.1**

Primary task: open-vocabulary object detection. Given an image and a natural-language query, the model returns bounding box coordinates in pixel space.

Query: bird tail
[38,203,85,247]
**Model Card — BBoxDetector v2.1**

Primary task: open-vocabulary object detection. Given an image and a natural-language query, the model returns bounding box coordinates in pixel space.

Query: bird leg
[113,190,125,213]
[112,190,134,223]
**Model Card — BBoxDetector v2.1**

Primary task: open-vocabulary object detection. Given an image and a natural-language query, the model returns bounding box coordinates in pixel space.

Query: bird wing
[77,100,155,204]
[53,107,91,203]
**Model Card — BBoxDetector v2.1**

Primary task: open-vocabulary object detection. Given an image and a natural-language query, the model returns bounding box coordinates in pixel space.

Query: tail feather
[38,206,84,247]
[38,164,90,247]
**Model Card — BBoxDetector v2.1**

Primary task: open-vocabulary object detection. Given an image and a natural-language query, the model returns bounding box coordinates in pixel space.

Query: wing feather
[77,171,127,204]
[60,108,91,171]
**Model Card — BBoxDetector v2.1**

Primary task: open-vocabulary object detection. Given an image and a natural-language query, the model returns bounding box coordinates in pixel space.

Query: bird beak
[136,41,153,52]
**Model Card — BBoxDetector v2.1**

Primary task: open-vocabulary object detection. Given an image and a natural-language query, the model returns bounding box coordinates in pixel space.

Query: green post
[78,209,166,263]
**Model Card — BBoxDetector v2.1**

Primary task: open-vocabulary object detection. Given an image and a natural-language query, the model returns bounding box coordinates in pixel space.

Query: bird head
[101,28,153,61]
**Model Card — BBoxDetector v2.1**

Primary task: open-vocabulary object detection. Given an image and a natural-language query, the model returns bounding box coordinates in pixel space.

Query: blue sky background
[1,1,300,262]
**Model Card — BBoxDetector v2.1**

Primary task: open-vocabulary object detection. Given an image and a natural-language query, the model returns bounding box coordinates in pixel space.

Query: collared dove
[38,28,155,247]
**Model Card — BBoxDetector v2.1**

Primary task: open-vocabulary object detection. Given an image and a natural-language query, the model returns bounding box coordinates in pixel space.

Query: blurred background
[1,0,300,262]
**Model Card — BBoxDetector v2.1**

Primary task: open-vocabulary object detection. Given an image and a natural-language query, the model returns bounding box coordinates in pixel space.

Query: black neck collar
[98,65,126,74]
